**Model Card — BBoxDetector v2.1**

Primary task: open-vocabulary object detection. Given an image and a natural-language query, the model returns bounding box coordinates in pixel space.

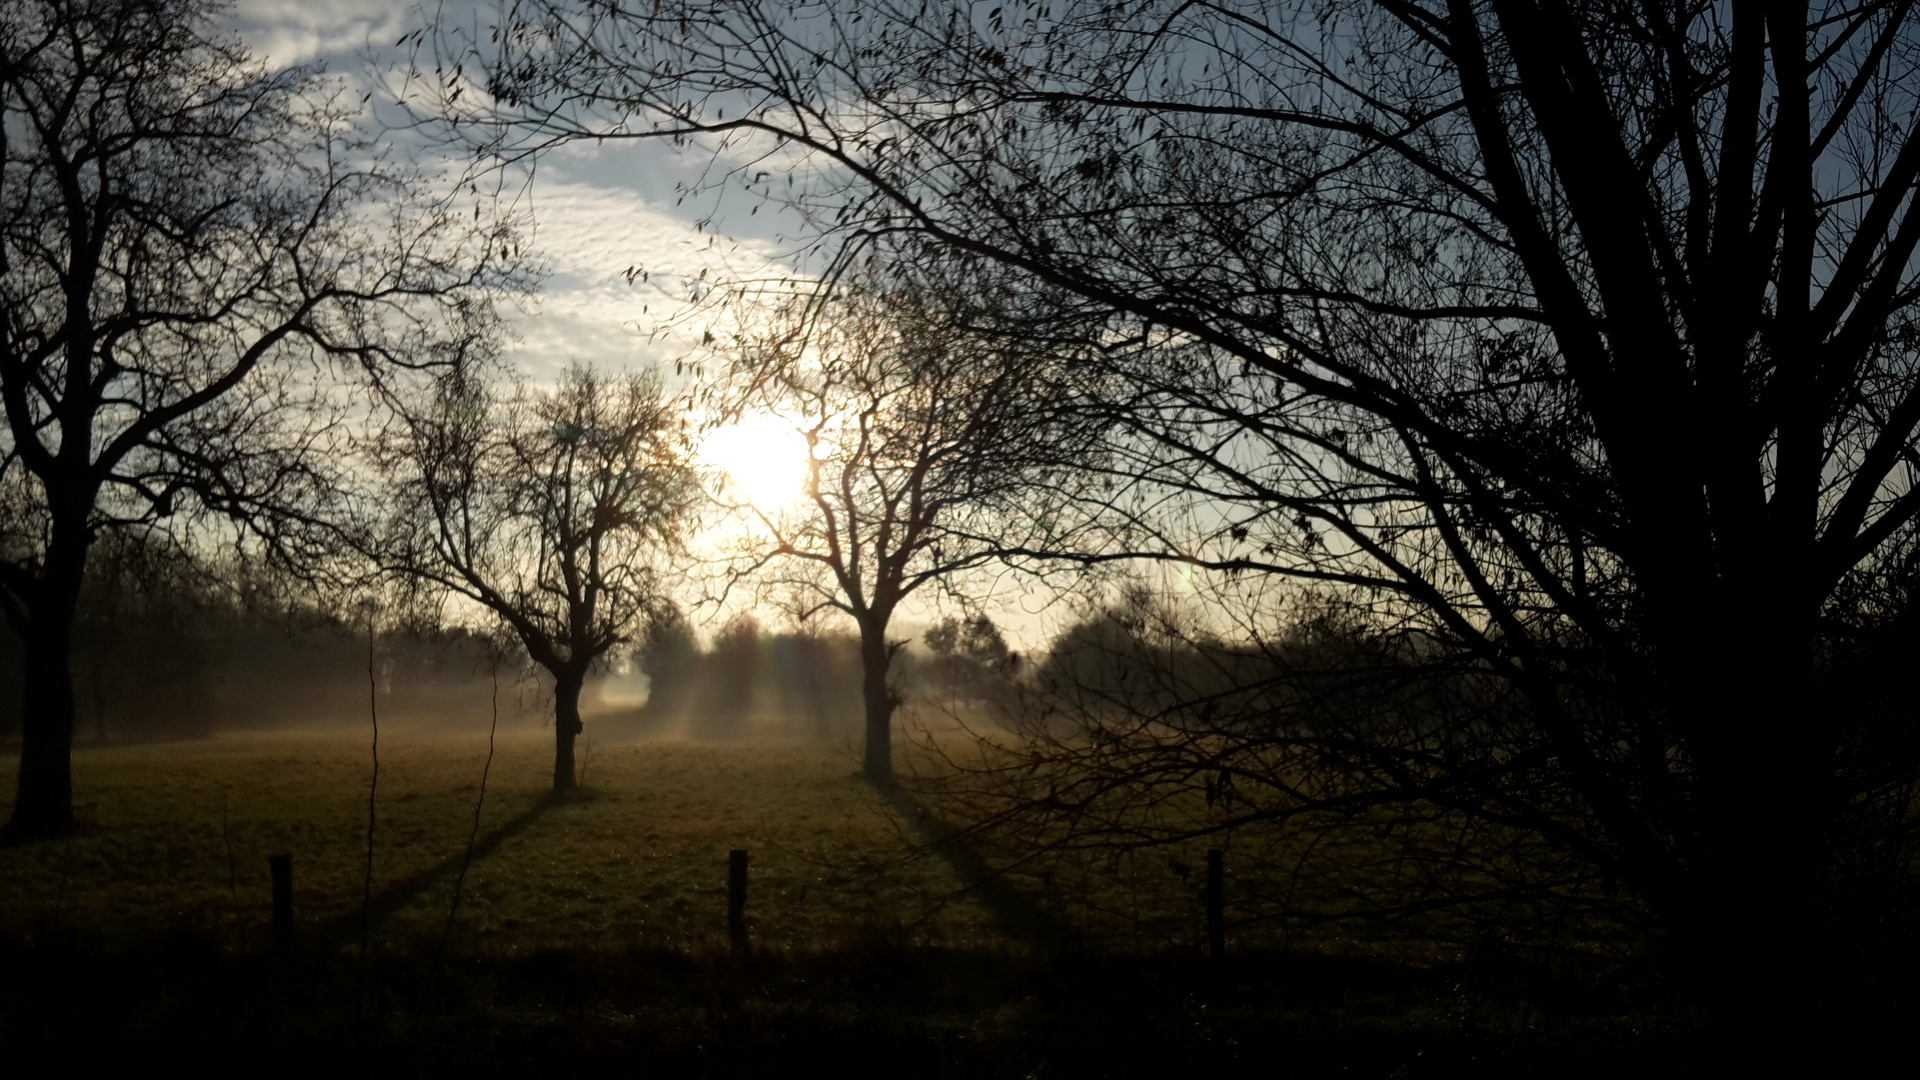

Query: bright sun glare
[701,413,811,511]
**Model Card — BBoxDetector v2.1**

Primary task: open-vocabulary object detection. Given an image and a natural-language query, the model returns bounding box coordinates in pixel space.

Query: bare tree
[719,278,1100,781]
[377,363,698,792]
[432,0,1920,1027]
[0,0,516,836]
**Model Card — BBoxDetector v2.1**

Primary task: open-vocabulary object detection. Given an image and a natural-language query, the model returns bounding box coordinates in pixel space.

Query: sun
[701,412,811,511]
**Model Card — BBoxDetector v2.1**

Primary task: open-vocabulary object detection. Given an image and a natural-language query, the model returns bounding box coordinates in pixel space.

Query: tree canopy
[717,275,1104,777]
[375,363,699,790]
[0,0,519,834]
[440,0,1920,1018]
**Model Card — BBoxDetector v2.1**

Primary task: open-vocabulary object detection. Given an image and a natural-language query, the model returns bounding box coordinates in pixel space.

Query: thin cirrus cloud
[225,3,802,385]
[507,181,796,384]
[231,0,408,69]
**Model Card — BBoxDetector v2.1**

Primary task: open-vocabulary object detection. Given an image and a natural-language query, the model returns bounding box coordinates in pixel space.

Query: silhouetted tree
[69,530,222,741]
[440,0,1920,1031]
[0,0,515,836]
[690,613,760,738]
[769,627,861,737]
[718,278,1101,780]
[923,612,1011,704]
[634,600,698,718]
[376,363,698,792]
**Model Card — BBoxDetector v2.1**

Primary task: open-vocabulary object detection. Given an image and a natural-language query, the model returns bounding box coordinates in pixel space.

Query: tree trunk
[1663,593,1828,1061]
[1689,748,1827,1063]
[7,530,89,838]
[553,672,584,793]
[859,620,895,782]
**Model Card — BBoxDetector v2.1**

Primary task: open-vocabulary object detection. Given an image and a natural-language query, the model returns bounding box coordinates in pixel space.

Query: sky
[229,0,820,382]
[223,1,1079,646]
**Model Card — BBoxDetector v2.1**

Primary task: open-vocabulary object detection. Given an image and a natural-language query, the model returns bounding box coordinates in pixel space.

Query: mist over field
[0,577,922,748]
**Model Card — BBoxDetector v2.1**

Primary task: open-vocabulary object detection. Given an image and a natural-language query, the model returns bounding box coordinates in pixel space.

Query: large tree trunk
[552,671,584,793]
[1661,587,1829,1059]
[858,619,895,782]
[7,526,90,838]
[1691,750,1827,1061]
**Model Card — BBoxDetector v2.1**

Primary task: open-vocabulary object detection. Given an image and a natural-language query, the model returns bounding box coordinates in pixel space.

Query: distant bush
[624,612,865,741]
[767,630,863,737]
[922,614,1016,707]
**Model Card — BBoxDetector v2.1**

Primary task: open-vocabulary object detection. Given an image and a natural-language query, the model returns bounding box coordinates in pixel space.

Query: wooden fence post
[728,849,749,953]
[269,853,293,952]
[1206,848,1225,960]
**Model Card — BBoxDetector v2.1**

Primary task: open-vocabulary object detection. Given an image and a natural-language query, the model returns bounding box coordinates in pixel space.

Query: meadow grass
[0,722,1000,955]
[0,719,1725,1075]
[0,715,1633,965]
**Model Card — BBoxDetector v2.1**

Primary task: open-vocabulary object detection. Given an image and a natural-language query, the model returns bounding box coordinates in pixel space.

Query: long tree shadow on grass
[874,781,1075,951]
[315,793,558,948]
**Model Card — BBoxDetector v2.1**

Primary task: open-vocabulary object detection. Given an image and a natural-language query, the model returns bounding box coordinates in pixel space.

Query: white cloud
[521,182,767,281]
[500,181,804,383]
[230,0,411,68]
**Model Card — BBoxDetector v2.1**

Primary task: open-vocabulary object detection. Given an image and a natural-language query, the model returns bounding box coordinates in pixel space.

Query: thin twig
[442,649,501,954]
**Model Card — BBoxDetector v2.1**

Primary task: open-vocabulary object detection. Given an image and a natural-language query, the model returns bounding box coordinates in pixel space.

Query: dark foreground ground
[0,941,1722,1078]
[0,732,1901,1074]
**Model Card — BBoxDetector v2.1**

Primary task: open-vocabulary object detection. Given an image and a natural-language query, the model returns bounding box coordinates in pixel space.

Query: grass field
[0,714,1349,961]
[0,721,1012,955]
[0,717,1712,1076]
